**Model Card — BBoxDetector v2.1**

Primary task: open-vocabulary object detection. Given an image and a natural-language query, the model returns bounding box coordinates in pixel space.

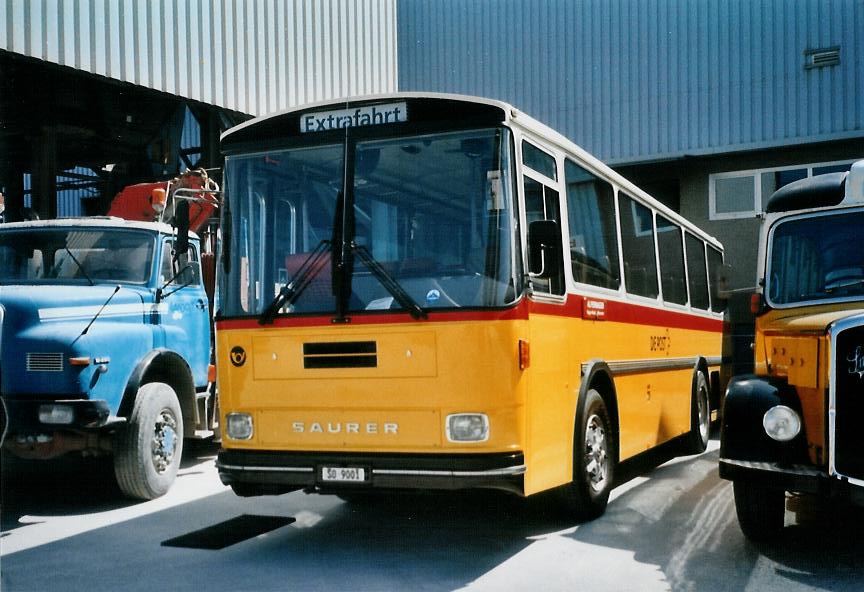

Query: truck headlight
[446,413,489,442]
[763,405,801,442]
[226,413,254,440]
[39,404,75,425]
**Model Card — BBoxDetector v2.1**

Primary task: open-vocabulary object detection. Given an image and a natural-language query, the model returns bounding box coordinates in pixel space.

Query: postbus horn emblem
[230,346,247,367]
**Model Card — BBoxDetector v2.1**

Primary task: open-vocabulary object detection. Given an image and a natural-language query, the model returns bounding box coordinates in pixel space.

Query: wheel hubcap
[151,410,178,474]
[584,414,609,493]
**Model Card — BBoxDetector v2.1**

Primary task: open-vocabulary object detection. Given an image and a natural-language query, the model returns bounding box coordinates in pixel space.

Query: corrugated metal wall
[397,0,864,164]
[1,0,397,116]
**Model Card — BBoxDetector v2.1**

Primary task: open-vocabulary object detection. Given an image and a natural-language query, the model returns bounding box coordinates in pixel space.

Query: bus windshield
[767,210,864,306]
[0,228,155,285]
[220,127,520,317]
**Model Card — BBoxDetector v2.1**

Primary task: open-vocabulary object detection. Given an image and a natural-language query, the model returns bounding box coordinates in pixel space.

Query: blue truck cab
[0,216,215,499]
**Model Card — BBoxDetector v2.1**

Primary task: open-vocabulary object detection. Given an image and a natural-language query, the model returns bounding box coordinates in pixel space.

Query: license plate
[320,466,367,483]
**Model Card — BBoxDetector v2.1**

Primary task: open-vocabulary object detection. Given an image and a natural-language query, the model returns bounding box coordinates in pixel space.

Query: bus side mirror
[528,219,563,279]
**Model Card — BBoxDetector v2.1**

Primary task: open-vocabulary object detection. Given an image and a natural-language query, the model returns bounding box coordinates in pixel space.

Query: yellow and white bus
[214,93,725,518]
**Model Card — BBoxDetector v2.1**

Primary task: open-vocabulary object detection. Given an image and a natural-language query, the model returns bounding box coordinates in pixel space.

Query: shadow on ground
[1,439,219,532]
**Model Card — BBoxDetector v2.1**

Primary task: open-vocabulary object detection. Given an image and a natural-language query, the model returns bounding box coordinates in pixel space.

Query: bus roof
[221,92,722,250]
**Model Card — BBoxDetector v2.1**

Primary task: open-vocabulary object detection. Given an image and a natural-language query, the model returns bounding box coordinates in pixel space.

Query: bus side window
[523,140,564,296]
[619,193,659,299]
[685,233,710,310]
[657,215,687,305]
[524,176,564,295]
[564,160,620,290]
[707,246,725,312]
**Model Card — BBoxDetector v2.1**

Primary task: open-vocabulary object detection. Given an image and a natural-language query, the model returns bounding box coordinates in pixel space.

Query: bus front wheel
[559,388,615,521]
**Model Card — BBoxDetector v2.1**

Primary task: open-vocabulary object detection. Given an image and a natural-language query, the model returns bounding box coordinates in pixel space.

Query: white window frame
[708,158,859,221]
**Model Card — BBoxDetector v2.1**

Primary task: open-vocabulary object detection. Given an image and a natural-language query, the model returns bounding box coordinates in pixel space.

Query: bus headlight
[762,405,801,442]
[226,413,254,440]
[446,413,489,442]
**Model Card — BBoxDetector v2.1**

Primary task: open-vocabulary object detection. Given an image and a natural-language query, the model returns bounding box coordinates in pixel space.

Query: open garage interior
[0,51,248,221]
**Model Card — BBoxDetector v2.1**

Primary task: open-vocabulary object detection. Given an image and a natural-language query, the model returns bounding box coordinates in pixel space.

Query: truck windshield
[0,228,155,285]
[767,210,864,306]
[220,127,520,317]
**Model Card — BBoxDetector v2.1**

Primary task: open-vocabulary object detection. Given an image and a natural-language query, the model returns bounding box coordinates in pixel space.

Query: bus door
[521,139,573,493]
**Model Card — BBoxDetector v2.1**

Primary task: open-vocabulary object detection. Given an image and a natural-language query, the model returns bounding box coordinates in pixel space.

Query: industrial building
[2,0,862,294]
[0,0,397,219]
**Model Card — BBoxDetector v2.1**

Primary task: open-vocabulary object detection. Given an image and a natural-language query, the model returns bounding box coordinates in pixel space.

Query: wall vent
[805,47,840,69]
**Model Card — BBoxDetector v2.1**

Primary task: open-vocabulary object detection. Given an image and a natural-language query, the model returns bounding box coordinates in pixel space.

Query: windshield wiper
[353,244,427,320]
[157,264,195,301]
[259,240,332,325]
[60,247,94,285]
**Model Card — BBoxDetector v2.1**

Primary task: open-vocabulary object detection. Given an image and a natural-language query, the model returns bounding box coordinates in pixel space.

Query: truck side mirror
[174,200,190,256]
[527,219,563,279]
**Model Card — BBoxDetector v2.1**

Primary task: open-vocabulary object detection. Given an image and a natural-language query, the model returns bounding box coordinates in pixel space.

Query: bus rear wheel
[558,388,615,521]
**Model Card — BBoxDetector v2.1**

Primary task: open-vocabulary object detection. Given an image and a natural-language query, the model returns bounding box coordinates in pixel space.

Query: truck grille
[26,352,64,372]
[834,321,864,482]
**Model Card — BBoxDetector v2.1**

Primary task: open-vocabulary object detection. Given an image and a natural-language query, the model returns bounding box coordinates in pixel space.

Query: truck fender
[119,349,196,434]
[578,360,620,463]
[720,375,808,465]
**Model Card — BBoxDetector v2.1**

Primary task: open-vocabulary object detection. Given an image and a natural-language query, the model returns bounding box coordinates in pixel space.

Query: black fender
[119,349,196,432]
[578,360,620,464]
[720,374,809,464]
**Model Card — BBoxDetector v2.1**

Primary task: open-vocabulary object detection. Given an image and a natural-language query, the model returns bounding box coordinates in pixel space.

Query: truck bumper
[217,449,526,495]
[1,397,120,437]
[719,457,864,505]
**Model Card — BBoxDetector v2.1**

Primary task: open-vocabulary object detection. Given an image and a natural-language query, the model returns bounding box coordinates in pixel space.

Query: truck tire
[733,480,785,542]
[558,389,615,520]
[683,370,711,454]
[114,382,184,500]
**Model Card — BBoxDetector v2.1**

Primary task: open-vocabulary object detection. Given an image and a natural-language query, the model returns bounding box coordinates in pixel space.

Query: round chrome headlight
[762,405,801,442]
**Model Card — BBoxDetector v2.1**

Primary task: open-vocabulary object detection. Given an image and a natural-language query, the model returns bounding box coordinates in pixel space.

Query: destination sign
[301,102,408,133]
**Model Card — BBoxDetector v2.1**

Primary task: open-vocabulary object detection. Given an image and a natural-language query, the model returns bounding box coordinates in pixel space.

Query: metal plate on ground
[161,514,295,550]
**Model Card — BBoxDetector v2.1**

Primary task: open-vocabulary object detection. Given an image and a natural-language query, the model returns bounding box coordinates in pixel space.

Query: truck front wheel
[733,480,785,542]
[114,382,184,500]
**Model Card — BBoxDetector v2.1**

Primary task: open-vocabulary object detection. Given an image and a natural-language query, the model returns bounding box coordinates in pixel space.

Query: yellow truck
[719,160,864,541]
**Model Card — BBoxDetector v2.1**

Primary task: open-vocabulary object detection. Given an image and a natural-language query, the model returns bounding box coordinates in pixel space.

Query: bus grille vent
[26,352,64,372]
[303,341,377,369]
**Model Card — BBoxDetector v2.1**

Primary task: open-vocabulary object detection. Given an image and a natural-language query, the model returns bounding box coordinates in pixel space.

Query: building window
[709,160,857,221]
[711,175,757,219]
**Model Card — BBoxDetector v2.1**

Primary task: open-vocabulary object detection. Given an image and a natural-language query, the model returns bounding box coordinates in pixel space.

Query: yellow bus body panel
[217,305,721,496]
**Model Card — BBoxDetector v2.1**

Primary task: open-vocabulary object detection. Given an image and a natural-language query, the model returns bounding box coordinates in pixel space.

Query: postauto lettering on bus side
[301,102,407,133]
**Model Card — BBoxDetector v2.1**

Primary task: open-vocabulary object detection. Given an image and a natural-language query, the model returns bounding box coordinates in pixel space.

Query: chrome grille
[26,352,64,372]
[832,318,864,484]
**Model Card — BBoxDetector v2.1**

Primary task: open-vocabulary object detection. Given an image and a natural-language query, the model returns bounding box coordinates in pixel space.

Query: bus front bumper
[216,450,526,495]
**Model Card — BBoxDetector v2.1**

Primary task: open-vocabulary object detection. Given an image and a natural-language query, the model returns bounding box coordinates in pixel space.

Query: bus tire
[114,382,183,500]
[559,388,615,521]
[683,370,711,454]
[733,480,785,542]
